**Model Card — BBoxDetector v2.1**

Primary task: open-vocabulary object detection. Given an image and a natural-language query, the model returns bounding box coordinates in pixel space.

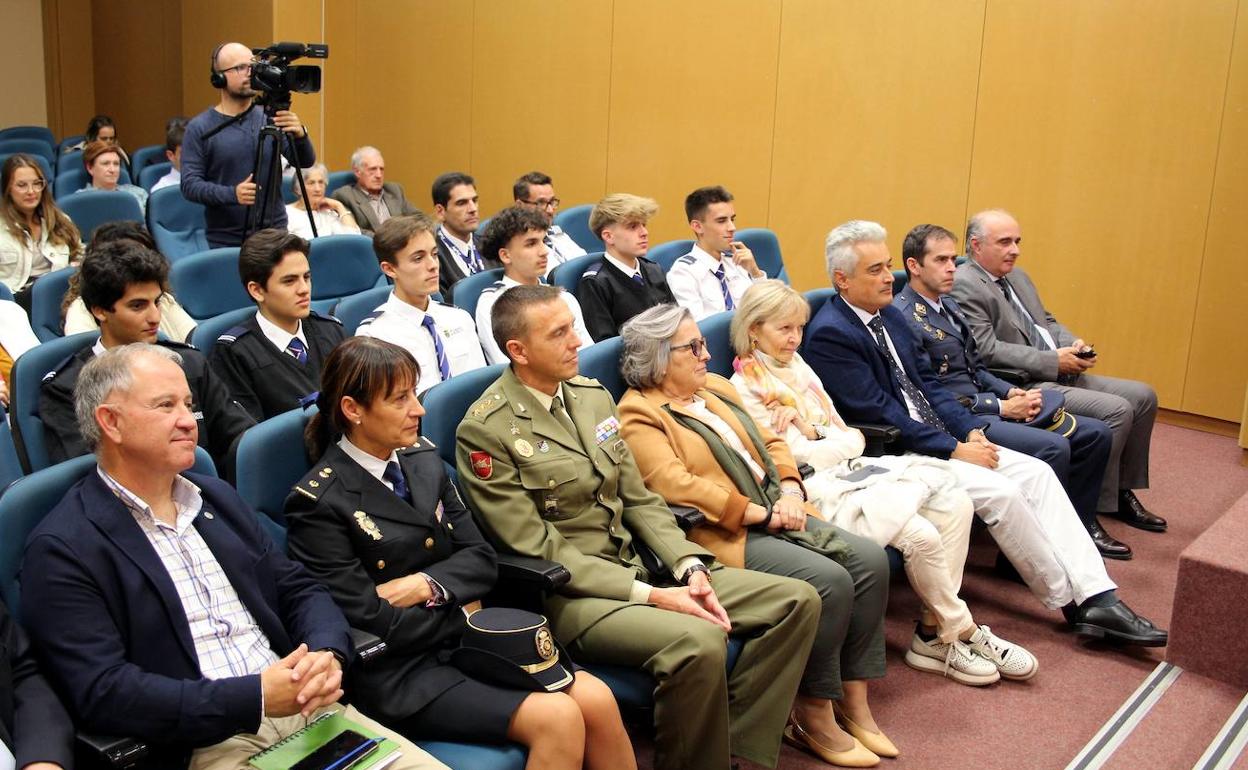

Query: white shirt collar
[603,251,642,279]
[439,225,472,253]
[845,299,882,331]
[92,338,107,357]
[381,291,431,323]
[689,243,728,271]
[255,310,306,354]
[97,466,204,536]
[916,292,944,313]
[336,435,398,485]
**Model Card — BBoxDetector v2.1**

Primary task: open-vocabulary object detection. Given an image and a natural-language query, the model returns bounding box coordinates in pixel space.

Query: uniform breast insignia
[543,493,559,516]
[470,451,493,479]
[354,510,383,541]
[536,439,550,453]
[434,500,445,522]
[939,357,950,375]
[515,439,534,458]
[915,303,927,316]
[935,329,945,340]
[509,420,521,436]
[594,416,620,444]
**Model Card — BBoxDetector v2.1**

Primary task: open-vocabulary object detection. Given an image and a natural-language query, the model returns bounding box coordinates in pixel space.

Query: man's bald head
[966,208,1022,277]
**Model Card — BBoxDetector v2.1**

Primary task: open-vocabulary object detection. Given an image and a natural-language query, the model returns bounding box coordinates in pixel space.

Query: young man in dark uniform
[209,229,345,421]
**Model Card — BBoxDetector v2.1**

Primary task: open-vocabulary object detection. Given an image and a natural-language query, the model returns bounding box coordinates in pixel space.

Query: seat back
[577,336,626,402]
[308,234,383,307]
[0,126,55,147]
[0,405,24,496]
[735,228,788,283]
[9,332,98,474]
[804,287,837,319]
[169,248,250,319]
[0,449,215,613]
[55,167,134,201]
[419,364,507,468]
[0,282,11,303]
[56,149,83,174]
[891,268,908,294]
[549,252,603,294]
[190,306,255,358]
[0,154,52,184]
[148,186,210,260]
[30,266,75,341]
[56,189,144,240]
[128,144,165,177]
[55,134,83,155]
[235,407,316,527]
[698,310,735,378]
[139,161,172,191]
[648,239,695,274]
[0,138,55,163]
[331,285,391,334]
[326,170,354,197]
[450,267,504,319]
[553,204,601,251]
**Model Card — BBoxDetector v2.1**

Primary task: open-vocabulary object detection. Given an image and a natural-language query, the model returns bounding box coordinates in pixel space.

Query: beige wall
[0,0,49,128]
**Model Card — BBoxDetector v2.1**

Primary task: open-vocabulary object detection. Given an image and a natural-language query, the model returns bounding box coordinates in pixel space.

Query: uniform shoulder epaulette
[435,300,457,309]
[216,324,251,344]
[567,374,603,389]
[356,309,385,328]
[42,352,80,383]
[481,281,505,293]
[674,254,696,265]
[292,464,339,501]
[581,260,605,278]
[465,390,508,421]
[309,310,342,325]
[401,436,437,454]
[159,339,198,351]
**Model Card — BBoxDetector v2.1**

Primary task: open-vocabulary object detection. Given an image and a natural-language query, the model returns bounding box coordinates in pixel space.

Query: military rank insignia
[470,451,493,479]
[354,510,383,540]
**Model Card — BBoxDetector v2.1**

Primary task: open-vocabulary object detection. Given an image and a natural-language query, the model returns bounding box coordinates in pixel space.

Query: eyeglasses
[221,63,253,76]
[12,180,46,193]
[523,197,561,210]
[670,337,708,358]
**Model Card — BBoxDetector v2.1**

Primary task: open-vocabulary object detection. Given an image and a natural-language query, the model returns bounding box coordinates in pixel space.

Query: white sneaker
[965,625,1038,681]
[904,634,1000,686]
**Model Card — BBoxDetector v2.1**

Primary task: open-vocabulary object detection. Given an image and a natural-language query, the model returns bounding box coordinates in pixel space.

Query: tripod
[246,118,318,237]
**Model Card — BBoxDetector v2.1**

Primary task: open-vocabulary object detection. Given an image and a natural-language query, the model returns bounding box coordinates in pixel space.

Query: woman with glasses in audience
[728,280,1036,682]
[286,163,361,240]
[617,303,891,768]
[284,337,636,770]
[0,154,82,311]
[77,140,148,214]
[62,114,131,167]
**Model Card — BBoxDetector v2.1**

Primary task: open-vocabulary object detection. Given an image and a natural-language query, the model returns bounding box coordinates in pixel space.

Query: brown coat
[618,373,816,567]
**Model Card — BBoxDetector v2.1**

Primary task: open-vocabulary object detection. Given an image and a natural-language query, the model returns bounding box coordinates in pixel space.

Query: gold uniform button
[425,537,435,549]
[447,522,455,530]
[376,559,386,570]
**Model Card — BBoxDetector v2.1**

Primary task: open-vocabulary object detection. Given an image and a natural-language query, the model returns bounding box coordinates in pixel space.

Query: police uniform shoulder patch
[356,309,385,327]
[310,310,343,325]
[482,282,505,293]
[581,261,604,278]
[674,254,696,265]
[42,351,83,383]
[217,324,251,344]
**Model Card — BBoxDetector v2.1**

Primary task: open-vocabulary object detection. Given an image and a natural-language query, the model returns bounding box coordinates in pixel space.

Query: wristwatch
[681,564,710,585]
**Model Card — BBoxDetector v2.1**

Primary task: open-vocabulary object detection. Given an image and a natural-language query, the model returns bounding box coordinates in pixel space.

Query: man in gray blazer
[950,209,1165,534]
[332,146,420,234]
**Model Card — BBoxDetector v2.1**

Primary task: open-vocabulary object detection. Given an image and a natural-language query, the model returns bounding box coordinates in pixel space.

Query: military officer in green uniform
[456,284,821,770]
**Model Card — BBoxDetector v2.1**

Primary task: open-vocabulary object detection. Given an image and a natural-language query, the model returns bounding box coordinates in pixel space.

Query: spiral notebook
[248,710,402,770]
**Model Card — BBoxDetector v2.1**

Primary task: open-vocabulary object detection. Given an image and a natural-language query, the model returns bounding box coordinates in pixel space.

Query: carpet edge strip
[1192,689,1248,770]
[1064,661,1183,770]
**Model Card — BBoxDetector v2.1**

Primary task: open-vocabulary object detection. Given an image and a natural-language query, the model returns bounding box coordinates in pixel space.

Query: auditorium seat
[307,234,383,313]
[57,189,144,240]
[0,405,23,497]
[56,149,83,175]
[0,153,52,182]
[54,167,135,202]
[892,268,908,293]
[9,332,97,473]
[0,138,55,164]
[326,169,354,196]
[55,134,83,156]
[804,287,837,318]
[147,186,210,260]
[648,238,695,273]
[450,267,504,318]
[332,285,393,334]
[698,310,735,378]
[138,161,172,191]
[190,306,254,358]
[553,204,602,251]
[736,227,789,283]
[127,144,164,177]
[169,247,250,320]
[29,266,75,341]
[577,335,626,401]
[0,125,55,148]
[548,252,603,294]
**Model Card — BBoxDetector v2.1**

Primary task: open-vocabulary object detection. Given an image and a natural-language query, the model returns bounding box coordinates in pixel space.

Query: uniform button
[376,559,386,570]
[609,525,617,535]
[424,537,435,549]
[447,522,454,531]
[597,494,606,504]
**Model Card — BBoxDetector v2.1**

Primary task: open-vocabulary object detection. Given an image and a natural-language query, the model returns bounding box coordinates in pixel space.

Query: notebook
[248,710,402,770]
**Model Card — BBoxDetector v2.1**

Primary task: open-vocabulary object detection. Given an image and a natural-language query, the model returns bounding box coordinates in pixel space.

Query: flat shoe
[784,722,880,767]
[832,704,899,758]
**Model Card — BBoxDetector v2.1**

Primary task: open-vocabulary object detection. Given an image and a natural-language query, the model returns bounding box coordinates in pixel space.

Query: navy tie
[714,263,735,311]
[421,314,452,381]
[466,241,483,274]
[867,316,947,431]
[383,461,409,502]
[285,337,308,365]
[631,272,645,286]
[996,278,1051,350]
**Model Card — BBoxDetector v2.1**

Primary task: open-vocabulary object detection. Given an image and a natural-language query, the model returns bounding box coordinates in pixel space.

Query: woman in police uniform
[284,337,635,770]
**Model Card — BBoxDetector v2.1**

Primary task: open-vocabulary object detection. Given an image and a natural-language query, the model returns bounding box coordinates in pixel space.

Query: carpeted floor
[631,423,1248,770]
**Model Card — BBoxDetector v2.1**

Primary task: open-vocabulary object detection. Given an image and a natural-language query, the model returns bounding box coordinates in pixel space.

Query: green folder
[248,709,401,770]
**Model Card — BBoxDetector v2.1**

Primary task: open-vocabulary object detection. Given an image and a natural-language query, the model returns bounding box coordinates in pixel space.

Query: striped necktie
[420,314,452,380]
[714,263,735,311]
[284,337,308,365]
[867,316,947,431]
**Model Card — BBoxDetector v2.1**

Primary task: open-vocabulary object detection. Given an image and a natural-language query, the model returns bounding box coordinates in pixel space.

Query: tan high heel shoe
[832,702,899,758]
[783,714,880,767]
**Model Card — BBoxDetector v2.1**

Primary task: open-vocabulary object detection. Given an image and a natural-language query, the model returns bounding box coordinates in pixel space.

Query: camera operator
[182,41,314,247]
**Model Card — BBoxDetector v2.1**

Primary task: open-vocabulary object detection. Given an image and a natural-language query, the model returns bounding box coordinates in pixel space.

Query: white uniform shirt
[355,292,486,393]
[667,244,761,320]
[475,276,593,364]
[542,224,588,275]
[151,168,181,192]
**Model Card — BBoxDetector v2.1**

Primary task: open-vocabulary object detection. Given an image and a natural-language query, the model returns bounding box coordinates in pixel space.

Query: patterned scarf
[732,349,842,430]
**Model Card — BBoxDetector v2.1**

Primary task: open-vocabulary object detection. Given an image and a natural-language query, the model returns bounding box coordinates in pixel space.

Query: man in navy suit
[20,344,446,768]
[0,599,73,770]
[893,224,1126,560]
[802,220,1165,647]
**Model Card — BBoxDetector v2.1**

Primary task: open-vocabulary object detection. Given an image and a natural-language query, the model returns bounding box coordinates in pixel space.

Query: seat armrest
[497,553,571,591]
[77,732,148,768]
[847,422,901,458]
[988,367,1029,386]
[798,463,815,479]
[349,627,387,664]
[670,505,706,530]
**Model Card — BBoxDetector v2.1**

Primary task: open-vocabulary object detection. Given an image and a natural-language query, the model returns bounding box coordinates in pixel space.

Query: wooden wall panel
[43,0,96,140]
[180,0,273,117]
[1182,0,1248,421]
[769,0,985,292]
[605,0,782,245]
[1,0,49,129]
[967,0,1238,408]
[92,0,182,149]
[469,0,613,221]
[272,0,326,164]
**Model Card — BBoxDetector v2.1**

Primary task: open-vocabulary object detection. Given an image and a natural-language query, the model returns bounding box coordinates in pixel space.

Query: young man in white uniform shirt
[356,213,486,393]
[513,171,587,274]
[666,186,765,320]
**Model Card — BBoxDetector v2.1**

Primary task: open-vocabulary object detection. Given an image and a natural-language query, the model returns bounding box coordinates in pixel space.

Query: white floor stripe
[1064,661,1183,770]
[1193,690,1248,770]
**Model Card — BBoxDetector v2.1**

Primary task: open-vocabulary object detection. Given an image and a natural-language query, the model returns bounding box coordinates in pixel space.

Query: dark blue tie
[285,337,308,365]
[631,272,645,286]
[867,316,947,432]
[714,263,735,311]
[383,461,409,502]
[420,314,452,381]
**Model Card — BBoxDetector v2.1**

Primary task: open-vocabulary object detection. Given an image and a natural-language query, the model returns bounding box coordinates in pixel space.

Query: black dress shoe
[1109,490,1167,532]
[1087,518,1132,560]
[1063,601,1169,647]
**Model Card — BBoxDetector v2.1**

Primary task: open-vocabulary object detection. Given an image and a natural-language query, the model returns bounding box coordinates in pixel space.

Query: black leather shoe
[1109,491,1167,532]
[1087,518,1132,560]
[1063,601,1168,647]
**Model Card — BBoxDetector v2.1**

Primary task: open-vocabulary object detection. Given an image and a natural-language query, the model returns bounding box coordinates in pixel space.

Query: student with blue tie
[355,213,486,394]
[667,186,766,321]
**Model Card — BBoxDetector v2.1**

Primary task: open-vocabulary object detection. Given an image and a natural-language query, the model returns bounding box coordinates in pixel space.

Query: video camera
[250,42,328,113]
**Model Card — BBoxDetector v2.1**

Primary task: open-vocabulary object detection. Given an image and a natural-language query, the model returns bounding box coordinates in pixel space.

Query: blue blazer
[802,293,985,458]
[891,285,1015,405]
[20,470,353,754]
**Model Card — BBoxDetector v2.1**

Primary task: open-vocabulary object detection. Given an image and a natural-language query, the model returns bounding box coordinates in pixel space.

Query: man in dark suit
[431,172,498,301]
[803,219,1166,647]
[894,224,1125,559]
[21,344,445,769]
[331,146,420,235]
[0,599,73,770]
[951,209,1164,534]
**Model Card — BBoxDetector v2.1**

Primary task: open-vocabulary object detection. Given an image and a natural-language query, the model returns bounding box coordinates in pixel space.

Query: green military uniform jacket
[456,367,713,642]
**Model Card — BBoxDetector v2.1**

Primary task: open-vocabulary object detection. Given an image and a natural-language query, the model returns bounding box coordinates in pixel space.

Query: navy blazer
[802,293,985,458]
[20,471,352,755]
[891,285,1015,404]
[0,599,74,768]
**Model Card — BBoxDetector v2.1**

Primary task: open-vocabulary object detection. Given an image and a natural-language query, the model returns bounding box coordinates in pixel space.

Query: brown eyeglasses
[671,337,708,357]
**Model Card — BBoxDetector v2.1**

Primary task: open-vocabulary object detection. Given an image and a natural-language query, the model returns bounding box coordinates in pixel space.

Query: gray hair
[350,146,381,170]
[295,163,329,194]
[964,208,1013,256]
[619,304,692,390]
[825,220,887,281]
[74,344,182,453]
